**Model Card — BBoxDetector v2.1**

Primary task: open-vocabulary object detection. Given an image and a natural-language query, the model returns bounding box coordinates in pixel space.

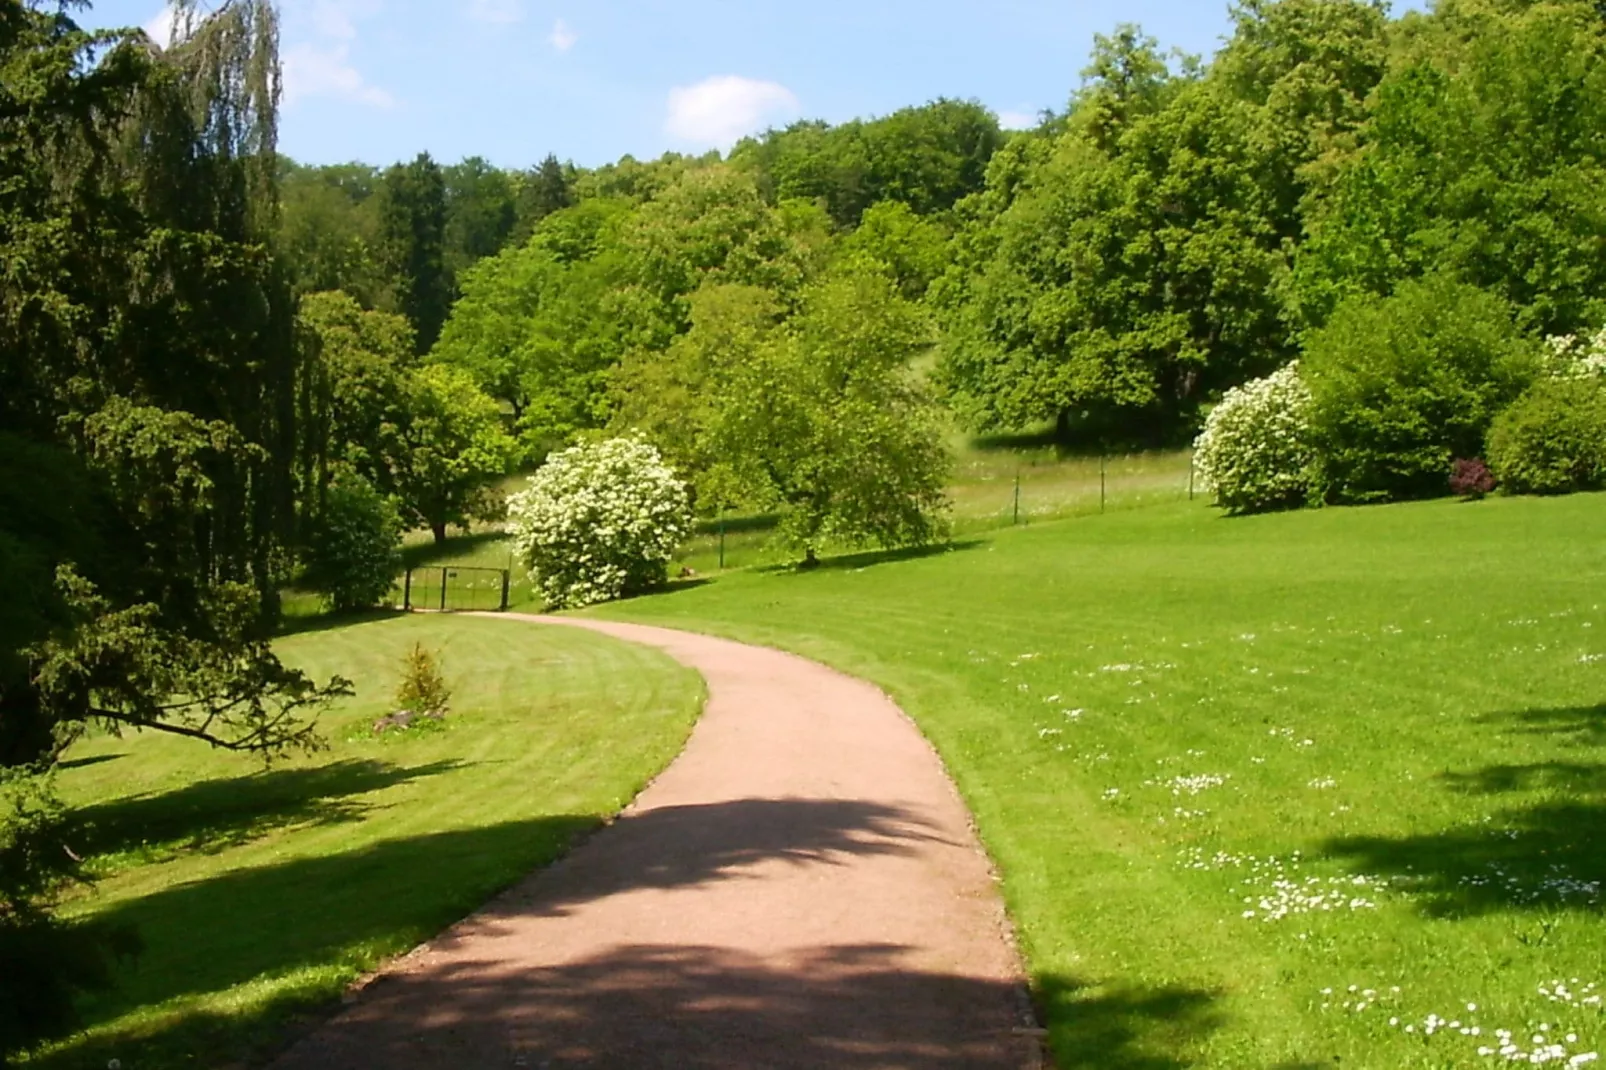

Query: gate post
[403,569,412,611]
[500,569,510,611]
[440,567,448,611]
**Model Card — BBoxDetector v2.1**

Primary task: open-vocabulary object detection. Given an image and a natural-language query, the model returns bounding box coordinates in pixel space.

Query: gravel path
[271,614,1039,1069]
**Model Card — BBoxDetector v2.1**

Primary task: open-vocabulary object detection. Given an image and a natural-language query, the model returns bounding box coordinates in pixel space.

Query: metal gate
[399,565,510,612]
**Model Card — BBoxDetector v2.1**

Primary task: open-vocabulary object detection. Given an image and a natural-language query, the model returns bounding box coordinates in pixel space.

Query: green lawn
[385,440,1197,582]
[25,615,703,1069]
[586,493,1606,1068]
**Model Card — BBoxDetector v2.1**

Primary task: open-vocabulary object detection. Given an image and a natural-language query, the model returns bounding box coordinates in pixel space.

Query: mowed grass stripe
[31,615,704,1070]
[589,493,1606,1067]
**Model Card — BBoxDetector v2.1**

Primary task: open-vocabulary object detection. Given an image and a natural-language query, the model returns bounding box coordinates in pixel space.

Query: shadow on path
[488,797,954,920]
[290,943,1034,1069]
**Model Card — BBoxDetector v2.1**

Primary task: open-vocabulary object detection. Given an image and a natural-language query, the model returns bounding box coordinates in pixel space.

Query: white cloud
[469,0,524,24]
[142,4,182,47]
[665,75,800,148]
[283,42,394,108]
[549,17,578,51]
[997,109,1039,131]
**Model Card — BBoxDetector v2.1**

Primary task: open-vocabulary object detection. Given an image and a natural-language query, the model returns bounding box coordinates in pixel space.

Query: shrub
[1487,377,1606,495]
[507,437,692,609]
[1449,458,1496,499]
[395,642,451,715]
[1,770,139,1060]
[304,474,403,612]
[1193,363,1317,514]
[1302,276,1540,503]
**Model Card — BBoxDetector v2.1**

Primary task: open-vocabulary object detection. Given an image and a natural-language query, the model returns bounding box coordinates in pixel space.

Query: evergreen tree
[514,153,573,242]
[380,152,453,353]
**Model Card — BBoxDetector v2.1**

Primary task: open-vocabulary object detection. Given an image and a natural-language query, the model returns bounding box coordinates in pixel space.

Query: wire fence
[390,565,511,612]
[674,449,1203,574]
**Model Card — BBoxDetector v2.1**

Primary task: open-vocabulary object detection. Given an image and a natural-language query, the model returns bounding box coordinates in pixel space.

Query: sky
[85,0,1425,171]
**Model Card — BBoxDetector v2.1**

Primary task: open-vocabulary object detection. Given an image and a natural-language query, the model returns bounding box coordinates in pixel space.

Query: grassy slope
[588,494,1606,1068]
[29,615,703,1069]
[369,434,1195,583]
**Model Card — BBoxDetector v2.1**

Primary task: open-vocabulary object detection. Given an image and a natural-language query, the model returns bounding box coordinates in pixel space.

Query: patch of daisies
[1322,981,1602,1065]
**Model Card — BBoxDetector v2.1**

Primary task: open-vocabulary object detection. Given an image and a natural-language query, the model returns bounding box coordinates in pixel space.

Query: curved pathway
[272,615,1038,1069]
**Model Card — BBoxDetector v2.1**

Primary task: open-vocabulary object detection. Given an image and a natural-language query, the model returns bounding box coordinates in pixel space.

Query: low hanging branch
[34,567,351,760]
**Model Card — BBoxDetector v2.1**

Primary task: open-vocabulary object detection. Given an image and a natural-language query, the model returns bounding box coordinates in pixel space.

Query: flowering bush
[507,437,692,609]
[1543,325,1606,380]
[1193,363,1317,514]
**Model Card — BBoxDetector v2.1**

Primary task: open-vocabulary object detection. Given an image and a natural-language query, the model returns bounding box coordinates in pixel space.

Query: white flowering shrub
[1544,325,1606,380]
[507,437,692,609]
[1193,362,1317,514]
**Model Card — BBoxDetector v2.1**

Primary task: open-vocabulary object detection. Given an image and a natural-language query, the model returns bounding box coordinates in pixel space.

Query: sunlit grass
[25,615,703,1070]
[586,493,1606,1068]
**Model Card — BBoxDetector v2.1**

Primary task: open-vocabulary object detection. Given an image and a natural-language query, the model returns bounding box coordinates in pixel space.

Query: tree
[444,155,517,275]
[704,262,950,563]
[277,161,391,307]
[837,200,950,299]
[934,2,1390,445]
[430,200,634,458]
[392,365,519,543]
[380,152,454,352]
[296,291,414,499]
[731,100,1003,227]
[1293,1,1606,335]
[513,153,573,242]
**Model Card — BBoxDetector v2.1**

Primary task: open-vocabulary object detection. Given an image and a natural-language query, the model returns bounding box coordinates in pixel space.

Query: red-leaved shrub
[1450,458,1497,499]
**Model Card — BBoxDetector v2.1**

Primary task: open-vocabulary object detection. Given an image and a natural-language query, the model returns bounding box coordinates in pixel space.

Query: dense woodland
[5,0,1606,1055]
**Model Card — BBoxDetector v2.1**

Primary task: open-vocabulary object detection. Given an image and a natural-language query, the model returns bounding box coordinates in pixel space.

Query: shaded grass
[586,493,1606,1067]
[23,615,703,1069]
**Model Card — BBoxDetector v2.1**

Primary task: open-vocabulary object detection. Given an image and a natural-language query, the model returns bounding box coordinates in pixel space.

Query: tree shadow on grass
[757,539,984,575]
[1491,702,1606,747]
[1322,699,1606,917]
[70,759,463,861]
[276,605,405,638]
[1036,975,1224,1069]
[399,530,507,571]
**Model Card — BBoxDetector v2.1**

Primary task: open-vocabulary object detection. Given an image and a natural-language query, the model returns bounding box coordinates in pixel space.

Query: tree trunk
[800,547,820,570]
[431,521,447,544]
[1055,407,1073,448]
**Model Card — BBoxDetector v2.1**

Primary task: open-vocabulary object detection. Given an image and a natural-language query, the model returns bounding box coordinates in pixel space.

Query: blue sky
[86,1,1423,170]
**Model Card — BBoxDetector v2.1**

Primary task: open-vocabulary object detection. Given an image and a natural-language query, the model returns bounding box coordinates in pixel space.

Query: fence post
[718,512,726,571]
[500,569,510,612]
[439,567,448,612]
[1188,452,1195,501]
[1100,453,1107,514]
[403,569,412,611]
[1013,470,1021,525]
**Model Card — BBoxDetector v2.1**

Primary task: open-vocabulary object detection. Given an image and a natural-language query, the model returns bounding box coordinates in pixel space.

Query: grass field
[584,494,1606,1068]
[381,439,1198,583]
[25,615,703,1069]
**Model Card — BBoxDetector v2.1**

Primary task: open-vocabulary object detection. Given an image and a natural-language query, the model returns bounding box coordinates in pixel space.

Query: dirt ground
[270,616,1040,1069]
